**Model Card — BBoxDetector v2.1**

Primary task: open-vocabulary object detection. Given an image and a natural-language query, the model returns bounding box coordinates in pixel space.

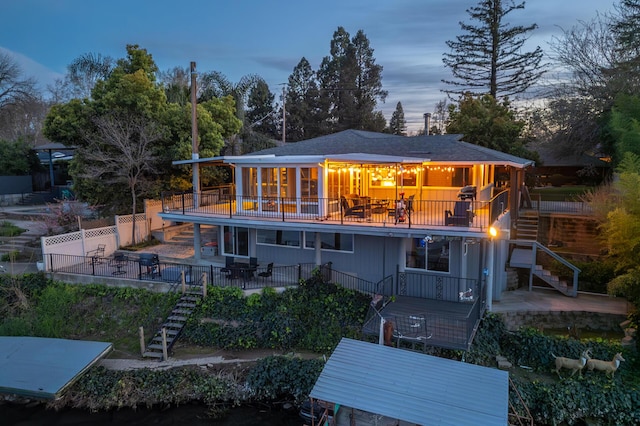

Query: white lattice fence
[41,226,118,270]
[116,213,148,246]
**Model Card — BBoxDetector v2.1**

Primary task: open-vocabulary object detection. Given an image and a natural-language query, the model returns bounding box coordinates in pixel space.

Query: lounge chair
[340,195,370,219]
[445,200,471,226]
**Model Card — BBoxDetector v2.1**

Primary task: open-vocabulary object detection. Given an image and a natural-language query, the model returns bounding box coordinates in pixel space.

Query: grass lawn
[530,185,594,201]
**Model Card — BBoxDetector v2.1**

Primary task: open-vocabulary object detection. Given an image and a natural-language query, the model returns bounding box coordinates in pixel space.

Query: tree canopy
[44,45,240,215]
[446,93,533,159]
[442,0,545,99]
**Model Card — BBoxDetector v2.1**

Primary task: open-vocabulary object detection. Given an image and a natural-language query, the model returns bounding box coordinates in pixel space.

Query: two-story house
[161,130,532,309]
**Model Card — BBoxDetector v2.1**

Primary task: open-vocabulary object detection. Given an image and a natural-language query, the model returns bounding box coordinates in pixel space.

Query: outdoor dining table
[228,263,258,280]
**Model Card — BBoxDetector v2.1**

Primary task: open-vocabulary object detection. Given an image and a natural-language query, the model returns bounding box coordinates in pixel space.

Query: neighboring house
[160,130,533,307]
[532,144,611,187]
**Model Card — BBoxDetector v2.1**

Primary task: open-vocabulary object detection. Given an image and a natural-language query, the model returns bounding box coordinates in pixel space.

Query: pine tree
[246,80,277,139]
[389,102,407,135]
[317,27,387,133]
[284,58,324,142]
[442,0,545,98]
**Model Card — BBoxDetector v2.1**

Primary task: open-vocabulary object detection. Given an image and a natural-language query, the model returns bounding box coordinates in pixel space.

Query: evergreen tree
[316,27,387,133]
[389,102,407,135]
[442,0,545,98]
[284,58,323,142]
[246,80,278,139]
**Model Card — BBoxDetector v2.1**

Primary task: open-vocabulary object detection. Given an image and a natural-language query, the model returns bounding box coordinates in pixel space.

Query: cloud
[0,46,64,89]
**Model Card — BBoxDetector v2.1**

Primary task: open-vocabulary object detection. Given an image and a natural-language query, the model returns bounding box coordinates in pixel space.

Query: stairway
[164,224,218,246]
[532,264,573,296]
[509,247,576,297]
[514,211,539,241]
[142,286,203,359]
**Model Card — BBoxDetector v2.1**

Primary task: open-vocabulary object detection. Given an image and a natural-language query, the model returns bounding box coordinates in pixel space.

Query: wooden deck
[362,295,481,351]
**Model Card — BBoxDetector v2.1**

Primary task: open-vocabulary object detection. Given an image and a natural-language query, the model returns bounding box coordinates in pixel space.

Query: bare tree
[81,113,164,245]
[0,53,36,109]
[540,14,622,155]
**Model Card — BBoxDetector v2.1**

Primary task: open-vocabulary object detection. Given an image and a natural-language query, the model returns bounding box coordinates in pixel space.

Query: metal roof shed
[0,337,112,400]
[310,338,508,425]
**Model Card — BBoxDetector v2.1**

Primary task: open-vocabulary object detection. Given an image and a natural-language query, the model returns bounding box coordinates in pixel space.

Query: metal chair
[221,256,235,279]
[258,262,273,283]
[110,253,128,275]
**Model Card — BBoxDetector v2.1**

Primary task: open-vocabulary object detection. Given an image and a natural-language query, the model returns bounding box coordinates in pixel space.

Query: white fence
[41,212,150,270]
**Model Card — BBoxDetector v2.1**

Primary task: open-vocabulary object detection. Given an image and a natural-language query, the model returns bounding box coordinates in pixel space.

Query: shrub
[246,355,324,404]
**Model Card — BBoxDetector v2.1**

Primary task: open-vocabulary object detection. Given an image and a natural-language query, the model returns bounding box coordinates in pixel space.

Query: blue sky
[1,0,613,133]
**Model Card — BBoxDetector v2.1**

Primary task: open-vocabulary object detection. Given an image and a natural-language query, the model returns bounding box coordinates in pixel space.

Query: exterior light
[489,226,498,238]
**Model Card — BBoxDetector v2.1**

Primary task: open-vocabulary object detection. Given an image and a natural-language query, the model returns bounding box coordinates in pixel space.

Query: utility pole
[282,85,286,143]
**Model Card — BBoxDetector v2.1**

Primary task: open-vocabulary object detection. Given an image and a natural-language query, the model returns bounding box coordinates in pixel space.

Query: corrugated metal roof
[310,338,508,425]
[0,337,112,399]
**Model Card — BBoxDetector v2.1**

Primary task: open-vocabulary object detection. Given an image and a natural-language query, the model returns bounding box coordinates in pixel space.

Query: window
[305,232,354,252]
[422,166,470,187]
[406,236,449,273]
[256,229,301,247]
[223,226,249,256]
[301,167,318,200]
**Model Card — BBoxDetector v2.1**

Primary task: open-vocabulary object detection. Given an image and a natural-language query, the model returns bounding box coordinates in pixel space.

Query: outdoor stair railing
[509,240,580,297]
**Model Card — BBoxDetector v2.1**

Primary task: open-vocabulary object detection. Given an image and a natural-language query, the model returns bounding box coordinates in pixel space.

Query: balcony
[161,190,510,233]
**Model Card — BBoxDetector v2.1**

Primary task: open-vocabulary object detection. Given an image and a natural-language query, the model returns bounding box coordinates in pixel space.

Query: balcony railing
[161,191,512,231]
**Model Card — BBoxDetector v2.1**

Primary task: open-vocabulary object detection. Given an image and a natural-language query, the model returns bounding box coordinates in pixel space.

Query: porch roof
[171,130,534,168]
[310,338,509,425]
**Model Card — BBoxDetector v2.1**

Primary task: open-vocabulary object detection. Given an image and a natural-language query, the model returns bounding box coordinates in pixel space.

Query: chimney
[423,113,431,136]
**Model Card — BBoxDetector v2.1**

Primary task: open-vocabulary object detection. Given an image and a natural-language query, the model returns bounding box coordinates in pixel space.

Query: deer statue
[586,352,626,378]
[551,348,591,378]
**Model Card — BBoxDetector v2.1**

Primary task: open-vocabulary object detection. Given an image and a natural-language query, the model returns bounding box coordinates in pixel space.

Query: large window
[223,226,249,256]
[422,166,470,187]
[406,236,450,273]
[305,232,354,252]
[256,229,301,247]
[301,167,318,200]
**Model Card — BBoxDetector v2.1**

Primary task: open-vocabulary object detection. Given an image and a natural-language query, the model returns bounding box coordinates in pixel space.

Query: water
[1,403,303,425]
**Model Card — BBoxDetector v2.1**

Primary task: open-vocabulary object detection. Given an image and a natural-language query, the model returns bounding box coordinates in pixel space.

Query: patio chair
[110,253,128,275]
[406,194,415,212]
[340,196,369,219]
[86,244,106,263]
[393,314,432,348]
[221,256,235,279]
[258,262,273,283]
[445,200,471,226]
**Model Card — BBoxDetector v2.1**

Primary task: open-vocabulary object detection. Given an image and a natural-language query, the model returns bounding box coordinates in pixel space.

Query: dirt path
[99,346,321,371]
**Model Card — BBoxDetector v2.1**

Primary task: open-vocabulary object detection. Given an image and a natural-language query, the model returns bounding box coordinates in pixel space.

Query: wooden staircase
[509,244,579,297]
[532,264,573,296]
[514,211,539,241]
[142,281,204,359]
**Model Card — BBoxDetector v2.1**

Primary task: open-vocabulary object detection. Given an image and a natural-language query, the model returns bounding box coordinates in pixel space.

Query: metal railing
[160,192,514,230]
[508,240,581,296]
[404,272,480,302]
[45,253,304,290]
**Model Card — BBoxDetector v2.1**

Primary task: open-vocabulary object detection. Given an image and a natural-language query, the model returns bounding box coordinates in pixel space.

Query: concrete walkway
[492,287,630,315]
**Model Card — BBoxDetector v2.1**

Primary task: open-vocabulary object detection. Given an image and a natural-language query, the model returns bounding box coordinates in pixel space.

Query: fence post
[139,326,145,356]
[202,272,207,298]
[161,328,168,361]
[181,271,186,294]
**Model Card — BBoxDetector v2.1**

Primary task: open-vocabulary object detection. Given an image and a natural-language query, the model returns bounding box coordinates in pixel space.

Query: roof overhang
[172,153,431,167]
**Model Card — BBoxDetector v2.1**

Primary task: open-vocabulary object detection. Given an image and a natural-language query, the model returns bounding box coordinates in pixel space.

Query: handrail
[509,239,581,296]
